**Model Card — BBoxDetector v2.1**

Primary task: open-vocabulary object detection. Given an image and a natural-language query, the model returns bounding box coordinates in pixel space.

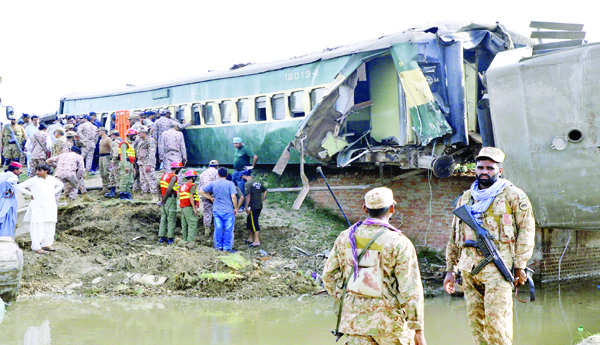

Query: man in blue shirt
[200,167,239,252]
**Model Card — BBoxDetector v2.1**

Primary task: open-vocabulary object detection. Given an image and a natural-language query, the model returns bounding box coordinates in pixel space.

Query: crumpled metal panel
[390,44,453,145]
[487,43,600,229]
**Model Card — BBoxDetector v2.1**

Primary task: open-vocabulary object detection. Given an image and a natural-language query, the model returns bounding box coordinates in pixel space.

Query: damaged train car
[486,41,600,229]
[57,21,529,172]
[275,21,530,177]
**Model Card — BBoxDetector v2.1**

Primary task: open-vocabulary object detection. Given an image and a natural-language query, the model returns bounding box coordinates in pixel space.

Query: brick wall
[307,169,472,249]
[535,229,600,283]
[306,168,600,282]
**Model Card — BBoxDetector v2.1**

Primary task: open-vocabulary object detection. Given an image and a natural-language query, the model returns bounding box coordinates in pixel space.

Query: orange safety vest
[118,140,135,164]
[179,181,199,208]
[160,173,179,196]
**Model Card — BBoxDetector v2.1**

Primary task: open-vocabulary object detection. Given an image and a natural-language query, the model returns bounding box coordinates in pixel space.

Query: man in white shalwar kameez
[16,163,64,254]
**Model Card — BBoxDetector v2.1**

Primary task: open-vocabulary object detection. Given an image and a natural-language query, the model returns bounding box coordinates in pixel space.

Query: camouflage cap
[55,128,65,135]
[66,130,77,137]
[476,147,505,164]
[365,187,396,209]
[109,129,120,136]
[64,124,75,130]
[139,125,149,132]
[96,126,108,132]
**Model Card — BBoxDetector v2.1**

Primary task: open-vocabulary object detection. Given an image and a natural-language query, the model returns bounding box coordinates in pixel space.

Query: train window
[255,96,267,122]
[192,104,202,125]
[203,103,216,125]
[272,94,285,120]
[311,88,326,110]
[220,101,232,124]
[290,91,305,117]
[101,112,109,127]
[237,99,249,123]
[176,106,186,123]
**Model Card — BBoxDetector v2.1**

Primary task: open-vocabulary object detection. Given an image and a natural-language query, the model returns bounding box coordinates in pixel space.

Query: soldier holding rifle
[444,147,535,345]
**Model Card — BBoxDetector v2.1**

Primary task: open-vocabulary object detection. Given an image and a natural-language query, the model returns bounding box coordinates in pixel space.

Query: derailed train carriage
[58,21,530,176]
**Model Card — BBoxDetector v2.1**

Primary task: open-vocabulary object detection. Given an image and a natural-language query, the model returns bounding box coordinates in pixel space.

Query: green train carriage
[59,22,530,174]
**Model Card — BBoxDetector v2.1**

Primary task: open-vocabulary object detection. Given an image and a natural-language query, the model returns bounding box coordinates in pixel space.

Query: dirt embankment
[14,188,445,300]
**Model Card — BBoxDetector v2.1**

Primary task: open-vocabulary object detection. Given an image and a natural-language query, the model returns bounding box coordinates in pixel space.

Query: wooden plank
[529,21,584,31]
[530,31,586,40]
[533,40,584,51]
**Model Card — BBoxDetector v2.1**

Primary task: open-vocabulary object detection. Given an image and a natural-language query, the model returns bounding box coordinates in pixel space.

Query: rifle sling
[332,229,388,339]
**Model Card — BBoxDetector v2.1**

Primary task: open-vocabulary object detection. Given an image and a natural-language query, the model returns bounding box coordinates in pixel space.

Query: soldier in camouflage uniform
[136,126,157,198]
[118,129,137,200]
[198,160,219,235]
[76,115,98,173]
[97,127,113,194]
[158,124,187,172]
[1,118,26,167]
[105,130,122,198]
[47,146,86,204]
[322,187,427,345]
[444,147,535,345]
[52,128,71,157]
[26,124,51,178]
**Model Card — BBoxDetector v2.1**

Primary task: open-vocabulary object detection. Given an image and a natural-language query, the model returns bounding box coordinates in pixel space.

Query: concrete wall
[306,168,600,282]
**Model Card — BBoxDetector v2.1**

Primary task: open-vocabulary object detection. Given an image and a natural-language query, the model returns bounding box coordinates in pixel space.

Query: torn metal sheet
[390,44,453,146]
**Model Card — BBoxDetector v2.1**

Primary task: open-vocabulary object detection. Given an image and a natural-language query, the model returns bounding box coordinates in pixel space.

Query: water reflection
[23,320,51,345]
[0,280,598,345]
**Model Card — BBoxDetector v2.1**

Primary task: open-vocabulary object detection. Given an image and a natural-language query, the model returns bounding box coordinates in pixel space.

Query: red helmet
[171,162,183,168]
[125,128,138,136]
[185,170,197,178]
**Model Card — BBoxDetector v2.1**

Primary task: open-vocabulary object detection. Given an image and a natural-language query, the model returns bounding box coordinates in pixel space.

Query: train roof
[61,21,531,101]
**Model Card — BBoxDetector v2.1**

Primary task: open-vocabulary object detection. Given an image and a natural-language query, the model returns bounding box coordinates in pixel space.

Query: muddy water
[0,280,598,345]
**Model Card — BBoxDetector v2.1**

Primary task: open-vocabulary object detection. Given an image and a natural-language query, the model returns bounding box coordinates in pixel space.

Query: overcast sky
[1,0,597,119]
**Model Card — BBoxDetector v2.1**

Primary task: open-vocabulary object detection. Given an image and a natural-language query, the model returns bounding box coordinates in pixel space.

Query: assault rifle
[453,204,535,302]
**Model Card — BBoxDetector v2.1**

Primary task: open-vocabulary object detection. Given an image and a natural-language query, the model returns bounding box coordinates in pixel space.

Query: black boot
[119,192,127,200]
[125,192,134,200]
[159,237,167,243]
[105,187,116,198]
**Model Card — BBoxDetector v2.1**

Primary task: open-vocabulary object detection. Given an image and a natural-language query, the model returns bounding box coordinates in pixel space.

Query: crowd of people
[0,110,268,255]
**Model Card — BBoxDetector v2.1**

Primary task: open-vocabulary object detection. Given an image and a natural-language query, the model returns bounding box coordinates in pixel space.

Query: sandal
[249,243,261,248]
[34,249,48,254]
[244,240,252,245]
[42,247,56,252]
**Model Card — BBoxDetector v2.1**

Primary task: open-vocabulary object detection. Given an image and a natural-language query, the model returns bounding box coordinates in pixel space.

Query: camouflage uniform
[198,167,219,229]
[47,152,85,201]
[77,121,98,172]
[52,136,71,157]
[110,137,122,189]
[119,140,135,193]
[136,136,157,194]
[29,131,50,177]
[151,116,190,142]
[158,128,187,170]
[1,124,26,162]
[446,184,535,345]
[323,224,425,345]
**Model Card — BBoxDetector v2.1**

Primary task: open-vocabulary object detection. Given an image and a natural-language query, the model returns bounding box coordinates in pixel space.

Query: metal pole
[316,166,351,227]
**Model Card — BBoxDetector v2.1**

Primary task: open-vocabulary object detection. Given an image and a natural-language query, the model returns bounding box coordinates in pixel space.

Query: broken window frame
[271,94,286,120]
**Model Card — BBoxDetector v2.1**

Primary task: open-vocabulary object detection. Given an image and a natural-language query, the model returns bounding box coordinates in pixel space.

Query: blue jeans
[213,211,235,251]
[232,170,245,197]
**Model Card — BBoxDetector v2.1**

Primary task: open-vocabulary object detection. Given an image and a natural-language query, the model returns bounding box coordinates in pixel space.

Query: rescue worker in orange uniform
[119,129,137,200]
[157,161,182,244]
[179,170,200,242]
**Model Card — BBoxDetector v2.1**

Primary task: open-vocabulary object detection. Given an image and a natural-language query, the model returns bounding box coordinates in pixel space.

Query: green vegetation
[199,272,244,281]
[416,246,445,266]
[219,253,250,270]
